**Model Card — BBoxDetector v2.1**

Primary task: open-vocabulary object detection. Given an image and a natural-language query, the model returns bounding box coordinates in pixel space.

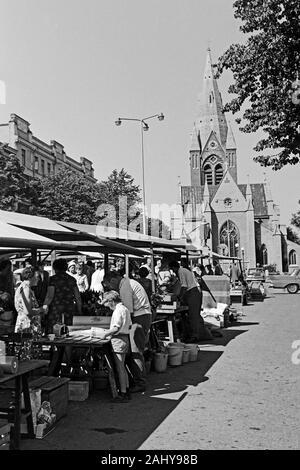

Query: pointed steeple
[190,124,201,152]
[197,48,228,149]
[226,121,237,149]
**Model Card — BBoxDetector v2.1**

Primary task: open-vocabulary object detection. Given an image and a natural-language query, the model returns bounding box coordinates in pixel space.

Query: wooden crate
[68,381,89,401]
[29,376,70,421]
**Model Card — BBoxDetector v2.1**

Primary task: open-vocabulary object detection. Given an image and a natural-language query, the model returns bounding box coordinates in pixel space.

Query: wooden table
[0,360,49,450]
[34,335,118,398]
[154,306,189,342]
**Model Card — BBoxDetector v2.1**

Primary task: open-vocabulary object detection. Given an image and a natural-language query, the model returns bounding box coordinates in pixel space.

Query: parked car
[268,268,300,294]
[246,267,266,283]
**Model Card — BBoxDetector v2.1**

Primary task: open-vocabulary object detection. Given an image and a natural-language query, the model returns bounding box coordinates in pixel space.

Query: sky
[0,0,299,225]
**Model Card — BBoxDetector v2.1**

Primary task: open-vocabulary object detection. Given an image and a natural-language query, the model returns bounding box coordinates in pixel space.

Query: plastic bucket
[154,353,168,373]
[185,343,198,362]
[167,345,183,366]
[182,348,191,363]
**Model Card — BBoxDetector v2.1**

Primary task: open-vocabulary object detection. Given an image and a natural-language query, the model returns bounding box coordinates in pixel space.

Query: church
[178,49,299,272]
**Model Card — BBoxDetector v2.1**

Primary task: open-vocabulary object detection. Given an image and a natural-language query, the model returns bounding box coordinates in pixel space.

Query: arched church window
[289,249,297,265]
[204,164,213,185]
[219,220,240,257]
[215,164,223,185]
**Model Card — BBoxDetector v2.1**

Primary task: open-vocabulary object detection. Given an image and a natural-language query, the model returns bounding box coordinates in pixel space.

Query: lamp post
[115,113,164,234]
[241,247,245,274]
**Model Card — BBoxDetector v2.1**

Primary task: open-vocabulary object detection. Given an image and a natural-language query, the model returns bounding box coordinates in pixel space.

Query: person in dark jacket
[32,262,50,306]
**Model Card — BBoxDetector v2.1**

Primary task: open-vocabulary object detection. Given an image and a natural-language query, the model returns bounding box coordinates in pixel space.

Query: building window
[215,164,223,185]
[220,220,240,257]
[204,164,213,185]
[41,159,45,176]
[47,162,51,174]
[289,249,297,265]
[21,149,26,166]
[34,156,39,172]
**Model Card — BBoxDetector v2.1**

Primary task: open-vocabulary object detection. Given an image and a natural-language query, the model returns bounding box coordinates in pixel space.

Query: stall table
[0,360,49,450]
[154,306,189,342]
[34,335,118,398]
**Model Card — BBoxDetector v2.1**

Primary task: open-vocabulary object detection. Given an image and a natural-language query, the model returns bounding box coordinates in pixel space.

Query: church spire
[226,121,236,149]
[190,124,201,152]
[197,48,228,149]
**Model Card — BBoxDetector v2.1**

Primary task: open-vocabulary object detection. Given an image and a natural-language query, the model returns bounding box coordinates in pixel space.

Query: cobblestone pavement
[22,290,300,450]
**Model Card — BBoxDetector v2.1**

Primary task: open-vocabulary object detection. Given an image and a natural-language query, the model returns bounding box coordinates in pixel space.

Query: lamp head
[157,113,164,121]
[142,122,149,131]
[115,118,122,126]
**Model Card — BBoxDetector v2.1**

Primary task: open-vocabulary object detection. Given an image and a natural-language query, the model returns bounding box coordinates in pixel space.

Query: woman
[14,266,45,335]
[100,290,132,403]
[75,263,89,293]
[43,258,82,334]
[0,259,16,333]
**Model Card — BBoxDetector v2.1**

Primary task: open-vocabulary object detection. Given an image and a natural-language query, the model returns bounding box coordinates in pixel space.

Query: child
[101,290,132,403]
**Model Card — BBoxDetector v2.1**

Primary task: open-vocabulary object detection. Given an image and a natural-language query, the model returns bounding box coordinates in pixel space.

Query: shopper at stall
[43,258,82,334]
[32,261,50,306]
[85,260,95,287]
[90,261,105,294]
[100,290,132,403]
[75,263,89,293]
[205,264,214,275]
[14,266,45,335]
[213,259,223,275]
[137,267,152,301]
[102,271,152,393]
[140,257,153,280]
[169,261,212,342]
[67,260,77,278]
[0,259,16,333]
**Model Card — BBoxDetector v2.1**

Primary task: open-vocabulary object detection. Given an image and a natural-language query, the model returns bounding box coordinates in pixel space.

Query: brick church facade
[179,49,299,272]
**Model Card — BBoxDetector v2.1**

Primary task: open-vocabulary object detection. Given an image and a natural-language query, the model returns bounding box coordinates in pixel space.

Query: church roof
[182,183,269,218]
[238,184,268,218]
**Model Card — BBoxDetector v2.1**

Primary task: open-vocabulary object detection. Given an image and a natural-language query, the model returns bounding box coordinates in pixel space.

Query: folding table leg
[103,353,118,398]
[167,320,174,343]
[22,373,35,438]
[10,376,21,450]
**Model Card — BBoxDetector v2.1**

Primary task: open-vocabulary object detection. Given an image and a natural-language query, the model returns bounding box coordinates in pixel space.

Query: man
[90,261,105,293]
[85,260,95,287]
[140,257,153,281]
[67,260,77,278]
[32,261,50,306]
[169,261,212,342]
[102,271,152,393]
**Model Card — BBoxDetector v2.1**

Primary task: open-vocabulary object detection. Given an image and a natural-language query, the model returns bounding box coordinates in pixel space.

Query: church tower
[189,48,238,189]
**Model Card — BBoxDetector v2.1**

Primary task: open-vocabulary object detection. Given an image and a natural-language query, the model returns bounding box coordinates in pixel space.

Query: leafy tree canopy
[0,147,38,211]
[217,0,300,170]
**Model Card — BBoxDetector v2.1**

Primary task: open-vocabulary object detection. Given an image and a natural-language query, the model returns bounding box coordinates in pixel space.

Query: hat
[68,260,76,269]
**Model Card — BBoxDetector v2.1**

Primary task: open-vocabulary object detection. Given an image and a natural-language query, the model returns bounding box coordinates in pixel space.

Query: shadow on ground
[21,326,252,450]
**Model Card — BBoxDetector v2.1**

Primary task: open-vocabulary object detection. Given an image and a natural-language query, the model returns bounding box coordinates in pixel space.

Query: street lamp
[114,113,165,234]
[241,247,245,273]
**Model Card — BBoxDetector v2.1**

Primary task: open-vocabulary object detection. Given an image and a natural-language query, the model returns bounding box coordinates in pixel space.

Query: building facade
[178,49,299,272]
[0,113,96,182]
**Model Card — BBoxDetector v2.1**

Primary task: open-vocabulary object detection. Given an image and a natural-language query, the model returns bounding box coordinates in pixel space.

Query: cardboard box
[29,376,70,421]
[68,381,89,401]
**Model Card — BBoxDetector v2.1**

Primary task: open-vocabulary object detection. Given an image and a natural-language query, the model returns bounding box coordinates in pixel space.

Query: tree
[33,167,142,225]
[33,167,100,223]
[97,168,141,227]
[217,0,300,170]
[0,146,38,212]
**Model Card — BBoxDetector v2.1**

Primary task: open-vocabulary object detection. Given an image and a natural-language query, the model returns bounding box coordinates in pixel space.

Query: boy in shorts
[101,290,132,403]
